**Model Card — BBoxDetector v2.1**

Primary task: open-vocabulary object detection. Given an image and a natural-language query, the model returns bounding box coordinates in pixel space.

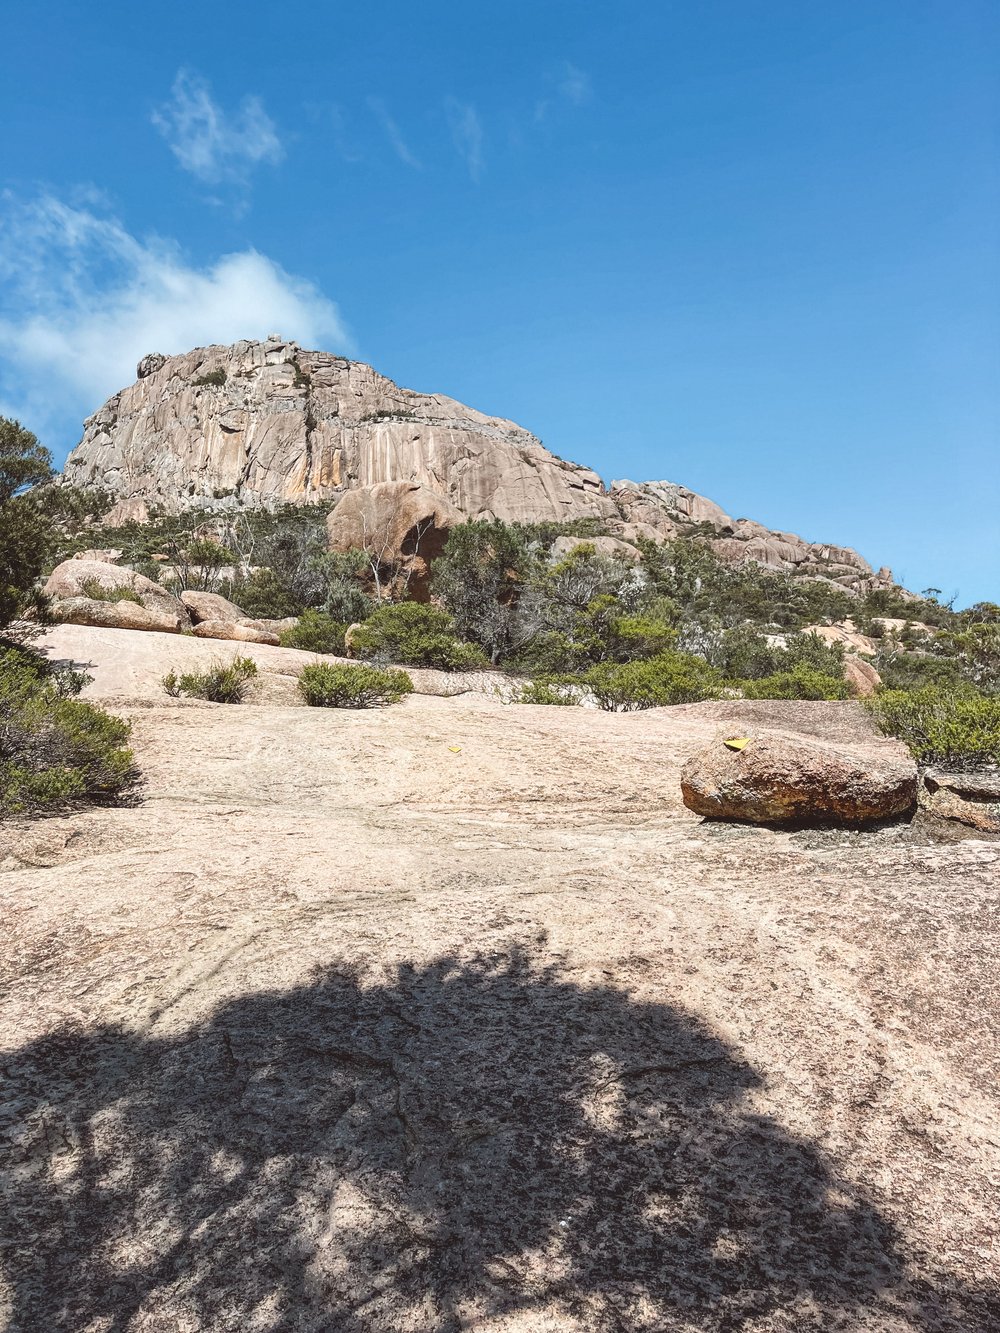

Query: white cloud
[152,69,284,187]
[559,62,591,106]
[0,192,348,452]
[445,99,484,182]
[366,97,422,169]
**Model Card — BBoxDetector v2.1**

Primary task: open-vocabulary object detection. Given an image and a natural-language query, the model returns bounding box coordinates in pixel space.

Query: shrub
[514,676,584,706]
[585,652,722,712]
[0,645,138,815]
[739,665,852,701]
[1,418,55,629]
[350,602,488,671]
[297,662,413,708]
[79,577,141,604]
[865,686,1000,769]
[163,656,258,704]
[232,568,305,620]
[192,367,227,387]
[279,610,346,655]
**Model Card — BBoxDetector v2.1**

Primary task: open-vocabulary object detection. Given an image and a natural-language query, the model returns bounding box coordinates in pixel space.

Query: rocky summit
[63,336,896,595]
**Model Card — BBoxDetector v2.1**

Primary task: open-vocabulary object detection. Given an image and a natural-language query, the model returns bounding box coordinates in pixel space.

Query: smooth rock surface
[681,729,917,825]
[1,664,996,1331]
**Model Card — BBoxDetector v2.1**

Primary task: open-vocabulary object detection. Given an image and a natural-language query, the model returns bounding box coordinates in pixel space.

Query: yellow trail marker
[448,746,462,753]
[723,737,751,751]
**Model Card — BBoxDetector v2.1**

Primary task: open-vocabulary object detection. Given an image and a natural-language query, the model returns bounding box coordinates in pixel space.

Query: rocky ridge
[62,336,895,595]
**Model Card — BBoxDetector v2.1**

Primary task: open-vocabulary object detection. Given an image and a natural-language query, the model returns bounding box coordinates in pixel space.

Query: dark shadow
[1,950,995,1331]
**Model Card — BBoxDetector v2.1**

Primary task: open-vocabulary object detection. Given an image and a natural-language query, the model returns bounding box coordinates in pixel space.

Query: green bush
[192,366,227,387]
[1,418,55,629]
[78,577,141,604]
[585,652,722,712]
[350,602,488,671]
[865,686,1000,769]
[0,645,138,815]
[514,676,584,706]
[162,656,258,704]
[297,662,414,708]
[739,665,851,700]
[279,610,346,655]
[231,568,306,620]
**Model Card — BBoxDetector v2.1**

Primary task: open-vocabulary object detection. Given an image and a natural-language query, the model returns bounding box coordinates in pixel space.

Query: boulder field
[1,626,997,1330]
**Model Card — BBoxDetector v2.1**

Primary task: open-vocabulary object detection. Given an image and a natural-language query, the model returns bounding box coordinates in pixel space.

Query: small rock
[921,770,1000,833]
[191,620,280,646]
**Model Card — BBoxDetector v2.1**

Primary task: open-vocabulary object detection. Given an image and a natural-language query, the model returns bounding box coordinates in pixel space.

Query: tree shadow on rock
[1,949,995,1331]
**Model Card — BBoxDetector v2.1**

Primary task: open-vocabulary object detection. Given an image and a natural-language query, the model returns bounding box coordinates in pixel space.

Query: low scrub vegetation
[278,610,346,655]
[297,662,413,708]
[866,686,1000,770]
[585,652,723,712]
[514,676,584,706]
[0,644,138,815]
[741,665,852,701]
[79,577,141,604]
[350,602,488,672]
[162,656,258,704]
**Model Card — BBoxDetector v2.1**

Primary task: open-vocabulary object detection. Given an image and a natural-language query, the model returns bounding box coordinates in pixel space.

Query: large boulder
[44,559,191,632]
[842,655,882,698]
[681,730,917,826]
[180,590,249,626]
[549,535,642,563]
[327,481,464,598]
[47,597,187,634]
[803,622,878,658]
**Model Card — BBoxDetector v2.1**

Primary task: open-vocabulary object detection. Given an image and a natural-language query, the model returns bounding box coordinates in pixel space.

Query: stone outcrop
[326,481,464,598]
[180,590,250,626]
[920,769,1000,833]
[549,535,642,563]
[191,621,281,646]
[842,655,882,698]
[611,481,895,595]
[44,559,293,645]
[681,730,917,825]
[44,559,192,632]
[46,596,189,635]
[59,337,902,598]
[64,337,617,526]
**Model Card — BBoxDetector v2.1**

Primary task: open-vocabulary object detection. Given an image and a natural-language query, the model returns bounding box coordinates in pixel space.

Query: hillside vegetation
[35,471,1000,767]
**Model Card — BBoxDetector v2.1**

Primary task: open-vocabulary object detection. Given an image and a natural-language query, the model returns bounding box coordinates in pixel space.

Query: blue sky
[1,0,997,603]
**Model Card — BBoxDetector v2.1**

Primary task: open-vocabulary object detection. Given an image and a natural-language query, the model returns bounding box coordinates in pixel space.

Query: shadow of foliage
[1,950,995,1331]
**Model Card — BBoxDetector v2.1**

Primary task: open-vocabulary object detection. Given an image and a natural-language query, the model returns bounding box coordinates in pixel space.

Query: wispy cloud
[445,99,484,182]
[152,69,284,188]
[366,97,421,169]
[0,191,347,451]
[535,61,593,123]
[558,62,592,106]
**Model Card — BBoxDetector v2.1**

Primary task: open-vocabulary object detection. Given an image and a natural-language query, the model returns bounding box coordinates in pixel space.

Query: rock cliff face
[63,337,616,526]
[61,336,895,594]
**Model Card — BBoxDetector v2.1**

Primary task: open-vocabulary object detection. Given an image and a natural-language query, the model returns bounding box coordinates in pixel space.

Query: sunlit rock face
[61,335,896,595]
[62,336,617,525]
